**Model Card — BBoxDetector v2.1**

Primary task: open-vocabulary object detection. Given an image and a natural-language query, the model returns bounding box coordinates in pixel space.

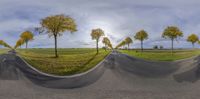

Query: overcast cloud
[1,0,200,48]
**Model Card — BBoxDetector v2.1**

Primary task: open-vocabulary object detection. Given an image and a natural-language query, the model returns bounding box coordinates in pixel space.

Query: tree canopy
[134,30,148,41]
[102,37,113,49]
[0,40,12,49]
[125,37,133,45]
[14,38,25,49]
[40,14,77,36]
[20,31,34,48]
[20,31,34,42]
[162,26,183,40]
[187,34,199,48]
[91,28,105,40]
[124,37,133,49]
[116,40,126,49]
[102,37,110,45]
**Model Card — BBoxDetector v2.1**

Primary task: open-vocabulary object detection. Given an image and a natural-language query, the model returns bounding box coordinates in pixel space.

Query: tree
[39,14,77,57]
[20,31,34,49]
[102,37,111,51]
[134,30,148,52]
[15,38,25,49]
[0,40,12,49]
[187,34,199,48]
[102,37,109,49]
[162,26,183,53]
[91,28,105,54]
[107,43,113,49]
[121,41,126,49]
[116,40,126,49]
[153,45,158,49]
[160,45,164,49]
[125,37,133,50]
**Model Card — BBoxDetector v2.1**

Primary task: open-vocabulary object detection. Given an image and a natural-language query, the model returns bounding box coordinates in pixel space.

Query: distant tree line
[115,26,200,54]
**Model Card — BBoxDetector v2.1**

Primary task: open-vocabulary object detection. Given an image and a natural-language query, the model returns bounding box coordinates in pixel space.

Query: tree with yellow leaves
[91,28,105,54]
[125,37,133,50]
[102,37,112,51]
[20,31,34,48]
[187,34,199,48]
[162,26,183,53]
[38,14,77,57]
[116,40,126,49]
[15,38,25,49]
[0,40,12,49]
[134,30,148,52]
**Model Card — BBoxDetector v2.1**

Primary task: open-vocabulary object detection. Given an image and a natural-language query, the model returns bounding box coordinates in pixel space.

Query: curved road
[1,51,200,99]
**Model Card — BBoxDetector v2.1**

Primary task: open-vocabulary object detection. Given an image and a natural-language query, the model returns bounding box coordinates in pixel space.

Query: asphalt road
[1,51,200,99]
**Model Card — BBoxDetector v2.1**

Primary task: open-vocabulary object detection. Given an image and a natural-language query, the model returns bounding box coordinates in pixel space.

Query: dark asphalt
[1,51,200,99]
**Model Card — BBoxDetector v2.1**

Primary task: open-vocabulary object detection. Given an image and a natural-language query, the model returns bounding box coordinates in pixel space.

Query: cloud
[0,0,200,48]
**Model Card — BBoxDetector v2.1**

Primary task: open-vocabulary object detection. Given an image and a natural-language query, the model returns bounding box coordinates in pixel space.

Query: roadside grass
[120,49,200,61]
[0,48,10,54]
[17,48,110,76]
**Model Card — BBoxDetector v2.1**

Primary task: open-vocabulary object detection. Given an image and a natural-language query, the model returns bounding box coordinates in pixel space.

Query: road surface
[1,51,200,99]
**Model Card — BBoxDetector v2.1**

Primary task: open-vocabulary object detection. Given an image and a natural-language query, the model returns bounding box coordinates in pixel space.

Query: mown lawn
[17,48,110,76]
[120,49,200,61]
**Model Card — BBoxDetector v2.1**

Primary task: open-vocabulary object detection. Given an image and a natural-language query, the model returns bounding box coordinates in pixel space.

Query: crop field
[17,48,110,75]
[120,49,200,61]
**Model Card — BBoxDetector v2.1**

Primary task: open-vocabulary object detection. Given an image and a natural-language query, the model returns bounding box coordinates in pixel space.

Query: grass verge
[119,49,200,61]
[17,48,110,76]
[0,48,10,54]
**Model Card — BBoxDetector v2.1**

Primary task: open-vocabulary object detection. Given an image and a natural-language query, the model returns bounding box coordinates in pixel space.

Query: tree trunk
[128,44,129,50]
[54,35,58,57]
[171,38,174,54]
[192,43,194,49]
[141,40,143,52]
[105,44,107,51]
[26,41,28,49]
[96,39,99,54]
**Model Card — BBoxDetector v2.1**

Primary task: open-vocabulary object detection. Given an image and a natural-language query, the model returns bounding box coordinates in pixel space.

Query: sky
[1,0,200,48]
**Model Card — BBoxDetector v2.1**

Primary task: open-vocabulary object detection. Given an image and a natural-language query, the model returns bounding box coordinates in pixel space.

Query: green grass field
[0,48,10,54]
[17,48,110,76]
[120,49,200,61]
